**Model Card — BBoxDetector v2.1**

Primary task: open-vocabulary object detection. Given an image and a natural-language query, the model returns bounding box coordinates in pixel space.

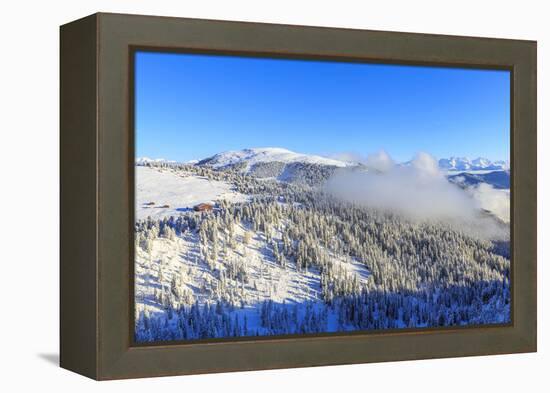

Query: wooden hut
[193,203,214,212]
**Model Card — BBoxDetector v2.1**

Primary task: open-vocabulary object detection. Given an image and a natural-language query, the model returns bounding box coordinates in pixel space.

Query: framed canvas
[60,12,537,380]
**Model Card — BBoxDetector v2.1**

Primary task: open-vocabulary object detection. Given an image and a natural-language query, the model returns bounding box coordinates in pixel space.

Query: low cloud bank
[468,183,510,223]
[324,151,509,240]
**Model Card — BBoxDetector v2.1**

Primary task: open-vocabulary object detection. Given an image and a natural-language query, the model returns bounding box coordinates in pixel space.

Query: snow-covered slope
[136,166,247,219]
[135,220,370,324]
[197,147,352,169]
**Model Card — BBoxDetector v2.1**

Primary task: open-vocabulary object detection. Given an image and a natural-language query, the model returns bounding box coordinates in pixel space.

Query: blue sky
[135,51,510,163]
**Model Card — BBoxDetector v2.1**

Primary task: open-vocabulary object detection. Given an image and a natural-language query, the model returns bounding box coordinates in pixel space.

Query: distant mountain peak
[438,156,508,171]
[136,157,175,165]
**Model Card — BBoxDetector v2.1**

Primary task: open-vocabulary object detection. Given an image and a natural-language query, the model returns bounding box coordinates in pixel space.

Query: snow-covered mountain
[448,171,510,190]
[136,157,175,165]
[196,147,355,186]
[438,157,509,171]
[197,147,352,169]
[140,149,509,173]
[137,149,511,192]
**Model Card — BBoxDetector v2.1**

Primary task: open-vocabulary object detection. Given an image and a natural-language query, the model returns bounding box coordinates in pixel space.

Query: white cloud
[468,183,510,223]
[328,150,395,172]
[324,151,509,240]
[364,150,395,173]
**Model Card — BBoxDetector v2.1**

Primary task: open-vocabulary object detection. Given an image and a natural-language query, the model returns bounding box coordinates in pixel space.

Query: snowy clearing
[136,166,247,219]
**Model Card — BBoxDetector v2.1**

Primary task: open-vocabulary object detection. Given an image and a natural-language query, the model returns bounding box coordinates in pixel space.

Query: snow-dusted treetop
[197,147,353,169]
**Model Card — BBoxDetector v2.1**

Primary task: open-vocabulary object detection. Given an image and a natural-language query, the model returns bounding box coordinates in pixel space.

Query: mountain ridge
[196,147,352,169]
[438,156,509,171]
[138,148,509,172]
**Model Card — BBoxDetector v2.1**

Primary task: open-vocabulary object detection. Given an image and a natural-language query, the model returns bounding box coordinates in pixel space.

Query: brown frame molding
[60,12,537,380]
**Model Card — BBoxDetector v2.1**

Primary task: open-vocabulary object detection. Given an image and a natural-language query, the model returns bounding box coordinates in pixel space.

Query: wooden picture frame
[60,12,537,380]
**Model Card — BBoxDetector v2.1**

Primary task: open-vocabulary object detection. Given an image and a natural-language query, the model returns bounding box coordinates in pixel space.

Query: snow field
[136,166,247,219]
